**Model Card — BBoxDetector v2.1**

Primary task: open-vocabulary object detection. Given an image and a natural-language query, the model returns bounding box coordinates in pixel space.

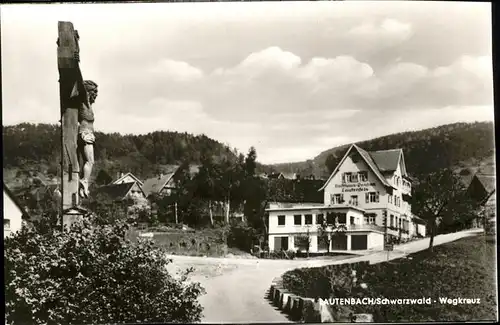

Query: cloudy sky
[1,2,493,164]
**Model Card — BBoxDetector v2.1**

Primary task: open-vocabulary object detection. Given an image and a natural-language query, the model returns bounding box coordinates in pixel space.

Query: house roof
[112,172,143,185]
[268,202,325,209]
[3,183,30,219]
[142,172,176,197]
[355,145,392,186]
[267,172,284,179]
[266,203,366,213]
[368,149,404,173]
[412,215,426,224]
[95,183,136,201]
[320,144,399,191]
[157,164,181,173]
[475,174,496,194]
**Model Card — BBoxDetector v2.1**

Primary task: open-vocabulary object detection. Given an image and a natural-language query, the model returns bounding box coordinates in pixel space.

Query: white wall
[268,208,365,235]
[409,220,416,237]
[384,161,411,217]
[3,190,24,238]
[126,182,146,200]
[268,208,369,252]
[368,232,385,250]
[417,224,426,237]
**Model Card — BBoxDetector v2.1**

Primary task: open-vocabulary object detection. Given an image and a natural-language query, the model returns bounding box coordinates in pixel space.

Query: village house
[141,165,200,198]
[466,172,496,228]
[112,172,144,186]
[142,169,179,198]
[3,183,30,239]
[95,182,146,201]
[265,171,300,180]
[267,144,426,253]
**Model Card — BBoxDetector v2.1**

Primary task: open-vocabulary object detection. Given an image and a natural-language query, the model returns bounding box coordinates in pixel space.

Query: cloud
[80,46,494,165]
[147,59,204,82]
[234,46,302,72]
[348,18,413,44]
[1,2,493,164]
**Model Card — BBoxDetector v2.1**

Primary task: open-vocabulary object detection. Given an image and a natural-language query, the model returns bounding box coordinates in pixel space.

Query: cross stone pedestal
[62,206,90,230]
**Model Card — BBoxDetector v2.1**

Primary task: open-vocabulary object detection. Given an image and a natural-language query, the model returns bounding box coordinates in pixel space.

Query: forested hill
[3,121,495,187]
[269,122,496,179]
[2,123,244,181]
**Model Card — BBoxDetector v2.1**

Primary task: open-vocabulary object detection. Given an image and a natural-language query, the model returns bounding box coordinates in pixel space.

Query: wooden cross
[57,21,90,228]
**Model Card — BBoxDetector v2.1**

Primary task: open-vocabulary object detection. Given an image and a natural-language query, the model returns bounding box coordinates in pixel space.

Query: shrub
[226,222,259,252]
[4,218,205,325]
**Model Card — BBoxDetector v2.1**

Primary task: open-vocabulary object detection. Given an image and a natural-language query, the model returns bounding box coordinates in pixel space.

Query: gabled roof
[369,149,405,174]
[475,174,496,194]
[157,164,181,174]
[95,182,137,201]
[112,172,144,186]
[319,144,400,191]
[142,172,176,197]
[267,172,285,179]
[3,183,30,219]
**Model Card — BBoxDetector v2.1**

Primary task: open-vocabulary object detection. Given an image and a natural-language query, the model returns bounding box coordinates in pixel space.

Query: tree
[127,195,152,225]
[219,157,245,223]
[4,219,205,324]
[95,169,113,186]
[86,192,129,226]
[171,161,195,224]
[317,213,348,253]
[296,227,313,257]
[243,176,268,234]
[412,169,477,253]
[325,153,338,175]
[244,146,257,178]
[195,156,223,226]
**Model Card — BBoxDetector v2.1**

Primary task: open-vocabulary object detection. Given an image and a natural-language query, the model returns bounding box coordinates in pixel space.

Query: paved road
[166,229,483,323]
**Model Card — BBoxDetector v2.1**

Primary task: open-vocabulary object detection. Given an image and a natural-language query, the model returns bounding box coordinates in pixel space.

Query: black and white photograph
[2,1,497,324]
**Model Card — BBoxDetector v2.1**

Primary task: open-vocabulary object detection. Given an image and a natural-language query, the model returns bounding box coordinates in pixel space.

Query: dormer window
[359,171,368,182]
[343,172,358,183]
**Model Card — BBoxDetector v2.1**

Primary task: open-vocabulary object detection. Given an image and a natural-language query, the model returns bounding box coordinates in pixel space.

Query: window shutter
[365,193,369,203]
[376,192,380,202]
[342,173,346,183]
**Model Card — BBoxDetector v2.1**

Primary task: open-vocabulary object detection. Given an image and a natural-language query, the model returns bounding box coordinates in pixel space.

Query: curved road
[166,229,483,323]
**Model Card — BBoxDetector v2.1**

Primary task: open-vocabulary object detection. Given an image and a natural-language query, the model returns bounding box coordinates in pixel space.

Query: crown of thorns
[83,80,98,93]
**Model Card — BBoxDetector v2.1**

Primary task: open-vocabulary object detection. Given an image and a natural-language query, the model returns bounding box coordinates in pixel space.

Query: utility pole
[57,21,90,228]
[174,201,178,224]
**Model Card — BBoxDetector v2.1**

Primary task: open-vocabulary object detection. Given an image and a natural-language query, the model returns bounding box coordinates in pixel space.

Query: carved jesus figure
[78,80,98,198]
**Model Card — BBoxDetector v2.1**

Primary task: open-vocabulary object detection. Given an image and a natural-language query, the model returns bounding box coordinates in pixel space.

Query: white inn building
[267,144,426,253]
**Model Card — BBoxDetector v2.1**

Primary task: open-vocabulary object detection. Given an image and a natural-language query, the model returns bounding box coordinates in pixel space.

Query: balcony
[346,224,385,232]
[387,226,410,237]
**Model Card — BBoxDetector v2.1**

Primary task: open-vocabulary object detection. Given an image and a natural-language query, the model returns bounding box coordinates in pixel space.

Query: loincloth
[79,129,95,144]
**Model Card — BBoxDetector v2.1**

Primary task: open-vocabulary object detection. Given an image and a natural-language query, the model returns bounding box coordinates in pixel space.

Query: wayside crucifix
[57,21,98,227]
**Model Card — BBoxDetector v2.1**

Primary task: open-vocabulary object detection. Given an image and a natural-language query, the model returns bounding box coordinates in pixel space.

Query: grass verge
[282,234,497,322]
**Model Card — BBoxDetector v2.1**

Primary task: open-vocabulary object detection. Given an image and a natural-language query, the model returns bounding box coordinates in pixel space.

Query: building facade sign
[335,182,376,193]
